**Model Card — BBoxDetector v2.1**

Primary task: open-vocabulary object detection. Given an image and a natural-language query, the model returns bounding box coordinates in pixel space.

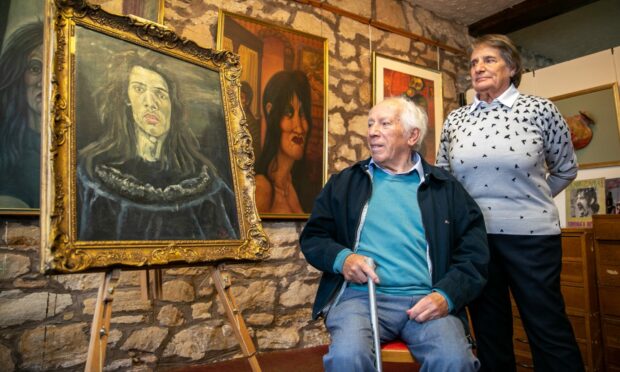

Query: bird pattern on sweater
[436,93,577,235]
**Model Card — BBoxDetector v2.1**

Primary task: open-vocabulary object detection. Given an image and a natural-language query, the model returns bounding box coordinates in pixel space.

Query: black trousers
[469,234,584,372]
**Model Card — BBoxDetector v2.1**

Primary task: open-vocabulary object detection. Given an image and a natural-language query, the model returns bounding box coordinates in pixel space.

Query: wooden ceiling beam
[468,0,597,36]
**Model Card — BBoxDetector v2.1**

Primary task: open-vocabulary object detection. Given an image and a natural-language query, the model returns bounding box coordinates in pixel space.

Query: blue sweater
[350,168,431,296]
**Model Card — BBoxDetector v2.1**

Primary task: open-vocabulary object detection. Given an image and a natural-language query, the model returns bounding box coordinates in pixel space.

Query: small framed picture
[550,83,620,169]
[605,177,620,215]
[373,52,443,164]
[565,177,606,228]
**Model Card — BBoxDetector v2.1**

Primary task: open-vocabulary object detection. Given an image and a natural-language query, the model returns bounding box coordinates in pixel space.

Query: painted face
[470,44,515,101]
[367,102,416,173]
[278,94,308,161]
[127,66,172,138]
[575,191,593,217]
[25,45,43,115]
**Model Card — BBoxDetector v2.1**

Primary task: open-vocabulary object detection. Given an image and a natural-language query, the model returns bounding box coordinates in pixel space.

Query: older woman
[437,34,583,371]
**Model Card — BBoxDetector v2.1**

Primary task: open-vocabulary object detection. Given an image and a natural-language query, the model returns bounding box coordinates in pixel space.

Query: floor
[163,345,419,371]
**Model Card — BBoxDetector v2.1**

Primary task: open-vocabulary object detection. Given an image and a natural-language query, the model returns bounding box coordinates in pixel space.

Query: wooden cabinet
[512,228,603,371]
[593,215,620,371]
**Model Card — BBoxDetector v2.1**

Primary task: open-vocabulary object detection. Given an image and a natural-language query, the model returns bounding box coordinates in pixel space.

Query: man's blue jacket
[300,155,489,329]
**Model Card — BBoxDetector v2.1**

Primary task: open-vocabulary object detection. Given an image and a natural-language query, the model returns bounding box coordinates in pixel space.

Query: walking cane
[366,257,383,372]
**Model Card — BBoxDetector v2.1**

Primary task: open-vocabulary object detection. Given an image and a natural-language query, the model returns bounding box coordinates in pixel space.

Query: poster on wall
[565,177,606,228]
[216,11,328,219]
[0,0,44,214]
[605,177,620,215]
[372,52,444,164]
[550,83,620,169]
[41,0,268,274]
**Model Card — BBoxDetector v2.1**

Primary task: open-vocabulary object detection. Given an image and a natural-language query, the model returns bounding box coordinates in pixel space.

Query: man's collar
[469,84,519,113]
[369,152,425,182]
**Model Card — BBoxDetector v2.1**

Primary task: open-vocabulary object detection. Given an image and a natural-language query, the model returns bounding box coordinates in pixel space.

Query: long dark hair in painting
[0,21,43,208]
[77,49,239,240]
[79,49,216,179]
[255,70,315,213]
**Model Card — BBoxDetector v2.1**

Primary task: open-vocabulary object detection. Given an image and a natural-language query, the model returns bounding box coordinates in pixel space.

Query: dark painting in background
[0,0,43,214]
[73,26,238,242]
[92,0,164,23]
[606,177,620,214]
[217,11,327,219]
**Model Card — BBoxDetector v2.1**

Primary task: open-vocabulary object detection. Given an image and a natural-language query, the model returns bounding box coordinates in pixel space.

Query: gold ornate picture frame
[40,0,268,274]
[217,11,328,220]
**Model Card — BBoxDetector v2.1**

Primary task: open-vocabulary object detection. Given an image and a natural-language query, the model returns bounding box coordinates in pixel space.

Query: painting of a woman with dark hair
[0,21,43,209]
[254,70,315,214]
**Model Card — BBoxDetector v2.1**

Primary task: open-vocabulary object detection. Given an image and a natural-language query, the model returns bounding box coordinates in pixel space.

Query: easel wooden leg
[140,269,163,301]
[212,264,262,372]
[85,269,121,372]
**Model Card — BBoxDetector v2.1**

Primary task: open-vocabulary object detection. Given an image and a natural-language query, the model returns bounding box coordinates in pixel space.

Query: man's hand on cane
[342,253,380,284]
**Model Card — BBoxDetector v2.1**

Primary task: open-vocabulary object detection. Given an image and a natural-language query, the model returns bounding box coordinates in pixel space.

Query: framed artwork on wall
[0,0,44,215]
[565,177,606,228]
[40,0,268,274]
[93,0,165,24]
[372,52,443,164]
[216,11,328,220]
[550,83,620,169]
[605,177,620,215]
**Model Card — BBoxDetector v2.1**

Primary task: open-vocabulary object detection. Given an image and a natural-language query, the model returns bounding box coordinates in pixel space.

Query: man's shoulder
[329,159,370,178]
[419,156,453,182]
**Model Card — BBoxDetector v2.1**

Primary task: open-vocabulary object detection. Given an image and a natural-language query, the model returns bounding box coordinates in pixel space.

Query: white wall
[468,47,620,227]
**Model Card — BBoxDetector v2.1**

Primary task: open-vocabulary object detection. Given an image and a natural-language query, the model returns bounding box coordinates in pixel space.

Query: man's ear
[265,102,272,116]
[407,128,421,148]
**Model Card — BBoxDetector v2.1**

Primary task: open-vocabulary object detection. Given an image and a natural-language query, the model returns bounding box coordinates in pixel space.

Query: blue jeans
[324,288,479,372]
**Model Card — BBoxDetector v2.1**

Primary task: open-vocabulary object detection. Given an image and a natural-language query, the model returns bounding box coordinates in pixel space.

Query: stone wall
[0,0,470,370]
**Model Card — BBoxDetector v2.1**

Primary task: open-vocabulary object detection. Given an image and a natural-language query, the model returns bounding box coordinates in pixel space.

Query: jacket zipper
[320,165,373,316]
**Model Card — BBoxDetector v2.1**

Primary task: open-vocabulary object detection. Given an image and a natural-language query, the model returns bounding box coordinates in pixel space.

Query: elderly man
[300,96,489,371]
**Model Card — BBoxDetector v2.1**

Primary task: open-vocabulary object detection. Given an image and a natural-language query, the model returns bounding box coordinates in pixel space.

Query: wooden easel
[84,265,261,372]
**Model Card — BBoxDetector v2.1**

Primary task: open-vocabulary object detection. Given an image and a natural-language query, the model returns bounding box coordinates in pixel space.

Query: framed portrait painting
[91,0,164,23]
[0,0,44,214]
[373,53,444,164]
[40,0,268,274]
[606,177,620,215]
[550,83,620,169]
[565,177,606,228]
[216,11,328,220]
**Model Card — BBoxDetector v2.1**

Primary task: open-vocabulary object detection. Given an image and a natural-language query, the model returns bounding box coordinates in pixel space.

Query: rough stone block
[18,323,88,370]
[0,292,72,327]
[163,323,237,360]
[158,304,185,326]
[121,326,168,352]
[162,279,195,302]
[0,253,30,280]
